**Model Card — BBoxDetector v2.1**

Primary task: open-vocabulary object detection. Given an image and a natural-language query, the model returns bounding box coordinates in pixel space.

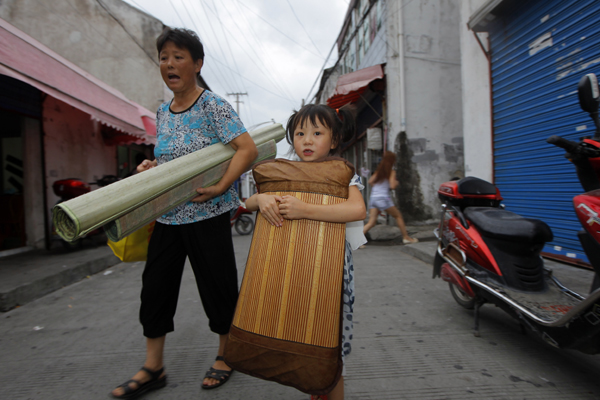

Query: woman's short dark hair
[156,27,204,62]
[285,104,356,156]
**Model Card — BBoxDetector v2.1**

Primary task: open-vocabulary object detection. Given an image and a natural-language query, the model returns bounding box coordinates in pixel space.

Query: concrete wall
[460,0,493,182]
[387,0,463,222]
[43,96,117,209]
[0,0,166,112]
[22,117,45,249]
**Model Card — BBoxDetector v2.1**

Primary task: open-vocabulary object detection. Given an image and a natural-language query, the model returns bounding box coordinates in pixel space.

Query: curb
[0,253,119,312]
[397,242,436,266]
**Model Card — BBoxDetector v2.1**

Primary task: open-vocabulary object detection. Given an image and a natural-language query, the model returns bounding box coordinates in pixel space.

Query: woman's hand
[279,195,306,220]
[192,185,224,203]
[256,194,284,226]
[137,159,157,173]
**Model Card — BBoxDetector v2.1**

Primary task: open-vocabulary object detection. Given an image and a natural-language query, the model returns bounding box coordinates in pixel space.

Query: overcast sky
[123,0,349,155]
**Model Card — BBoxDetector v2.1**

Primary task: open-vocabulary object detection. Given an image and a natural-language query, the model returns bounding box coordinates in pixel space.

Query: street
[2,233,600,399]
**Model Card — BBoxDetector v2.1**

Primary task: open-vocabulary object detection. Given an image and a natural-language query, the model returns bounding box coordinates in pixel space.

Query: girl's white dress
[341,174,367,373]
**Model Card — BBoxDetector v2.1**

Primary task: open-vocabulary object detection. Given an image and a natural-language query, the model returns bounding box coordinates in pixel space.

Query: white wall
[0,0,165,112]
[460,0,493,182]
[387,0,464,221]
[22,117,45,248]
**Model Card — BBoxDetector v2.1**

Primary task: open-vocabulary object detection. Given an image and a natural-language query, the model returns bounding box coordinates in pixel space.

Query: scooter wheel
[235,215,254,235]
[449,282,475,309]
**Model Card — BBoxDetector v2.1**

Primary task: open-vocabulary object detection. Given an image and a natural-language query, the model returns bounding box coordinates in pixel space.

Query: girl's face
[159,41,202,94]
[293,118,336,162]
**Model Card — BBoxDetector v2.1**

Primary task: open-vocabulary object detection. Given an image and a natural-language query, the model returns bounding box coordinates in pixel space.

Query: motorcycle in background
[433,73,600,355]
[231,203,254,235]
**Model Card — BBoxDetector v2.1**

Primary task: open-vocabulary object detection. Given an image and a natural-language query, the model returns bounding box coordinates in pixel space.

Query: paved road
[2,233,600,399]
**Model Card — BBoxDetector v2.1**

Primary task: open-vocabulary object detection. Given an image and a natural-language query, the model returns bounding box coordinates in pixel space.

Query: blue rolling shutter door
[489,0,600,264]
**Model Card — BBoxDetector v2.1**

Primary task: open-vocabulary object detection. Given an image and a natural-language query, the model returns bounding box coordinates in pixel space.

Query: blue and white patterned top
[154,90,247,225]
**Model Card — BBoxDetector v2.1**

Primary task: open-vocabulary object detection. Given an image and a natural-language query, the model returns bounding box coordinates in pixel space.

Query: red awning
[327,64,385,109]
[0,18,156,144]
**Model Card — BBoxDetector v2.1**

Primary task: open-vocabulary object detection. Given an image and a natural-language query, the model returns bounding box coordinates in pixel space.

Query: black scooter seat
[464,207,553,243]
[457,176,497,195]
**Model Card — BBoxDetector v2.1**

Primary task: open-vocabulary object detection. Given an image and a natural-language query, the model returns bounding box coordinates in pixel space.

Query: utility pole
[227,92,248,115]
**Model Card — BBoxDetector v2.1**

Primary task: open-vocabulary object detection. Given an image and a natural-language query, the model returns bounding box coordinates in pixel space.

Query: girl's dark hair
[285,104,356,156]
[373,151,396,183]
[156,27,204,62]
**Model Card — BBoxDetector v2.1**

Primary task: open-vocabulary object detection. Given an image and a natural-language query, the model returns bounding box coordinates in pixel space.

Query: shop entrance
[0,110,25,250]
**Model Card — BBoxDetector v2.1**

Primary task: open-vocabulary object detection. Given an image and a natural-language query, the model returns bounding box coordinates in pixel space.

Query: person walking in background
[110,27,258,399]
[363,151,418,245]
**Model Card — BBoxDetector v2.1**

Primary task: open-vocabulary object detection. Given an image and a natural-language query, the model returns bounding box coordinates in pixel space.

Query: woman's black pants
[139,212,239,338]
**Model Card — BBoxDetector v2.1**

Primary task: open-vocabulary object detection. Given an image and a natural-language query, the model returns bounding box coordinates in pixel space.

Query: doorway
[0,110,25,250]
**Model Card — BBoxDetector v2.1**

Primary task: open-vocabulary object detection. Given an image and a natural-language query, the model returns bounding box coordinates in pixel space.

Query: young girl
[246,104,367,400]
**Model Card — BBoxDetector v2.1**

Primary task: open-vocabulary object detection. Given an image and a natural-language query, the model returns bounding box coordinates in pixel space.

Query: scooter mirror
[578,73,600,114]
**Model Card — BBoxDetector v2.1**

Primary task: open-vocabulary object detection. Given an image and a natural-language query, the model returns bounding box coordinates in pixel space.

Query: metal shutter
[489,0,600,263]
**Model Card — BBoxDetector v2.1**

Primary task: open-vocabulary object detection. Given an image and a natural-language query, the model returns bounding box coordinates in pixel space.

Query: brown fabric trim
[224,325,342,395]
[260,181,349,198]
[253,158,355,198]
[230,325,339,355]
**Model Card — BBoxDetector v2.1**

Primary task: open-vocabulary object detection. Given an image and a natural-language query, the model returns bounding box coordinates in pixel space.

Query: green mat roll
[103,140,276,241]
[53,124,285,242]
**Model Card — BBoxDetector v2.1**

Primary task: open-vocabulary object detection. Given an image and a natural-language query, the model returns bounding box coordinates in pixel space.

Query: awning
[0,18,156,144]
[327,64,384,109]
[468,0,516,32]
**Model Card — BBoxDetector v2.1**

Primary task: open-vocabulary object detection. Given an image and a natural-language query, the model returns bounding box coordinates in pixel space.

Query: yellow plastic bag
[107,221,155,262]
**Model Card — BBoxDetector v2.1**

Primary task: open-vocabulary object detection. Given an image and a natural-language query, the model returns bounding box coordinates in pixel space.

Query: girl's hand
[279,195,306,220]
[257,194,284,226]
[137,159,157,173]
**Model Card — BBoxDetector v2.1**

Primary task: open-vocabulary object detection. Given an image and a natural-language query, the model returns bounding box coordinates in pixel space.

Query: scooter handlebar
[547,135,579,152]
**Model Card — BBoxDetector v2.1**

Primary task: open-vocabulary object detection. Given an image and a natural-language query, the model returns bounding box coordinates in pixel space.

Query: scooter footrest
[481,279,582,324]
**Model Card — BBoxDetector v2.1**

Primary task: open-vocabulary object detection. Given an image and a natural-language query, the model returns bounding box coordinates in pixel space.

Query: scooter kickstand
[473,301,481,337]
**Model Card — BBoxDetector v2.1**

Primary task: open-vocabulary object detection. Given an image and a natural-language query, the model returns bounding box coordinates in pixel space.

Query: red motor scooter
[433,73,600,354]
[230,203,254,235]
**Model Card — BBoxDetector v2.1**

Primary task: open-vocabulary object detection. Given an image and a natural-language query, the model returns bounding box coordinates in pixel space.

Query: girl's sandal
[201,356,234,390]
[111,366,167,399]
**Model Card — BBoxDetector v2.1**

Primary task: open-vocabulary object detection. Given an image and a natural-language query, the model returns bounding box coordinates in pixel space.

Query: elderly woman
[111,27,257,398]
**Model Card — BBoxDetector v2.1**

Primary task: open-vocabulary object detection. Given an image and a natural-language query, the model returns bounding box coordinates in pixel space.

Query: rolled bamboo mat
[103,140,276,241]
[53,124,285,242]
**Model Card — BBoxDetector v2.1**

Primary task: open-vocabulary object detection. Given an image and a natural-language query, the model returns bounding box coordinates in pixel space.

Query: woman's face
[159,41,202,94]
[293,118,335,162]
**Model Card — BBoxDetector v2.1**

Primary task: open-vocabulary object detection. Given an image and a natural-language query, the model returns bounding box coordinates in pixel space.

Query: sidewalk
[0,223,592,312]
[0,238,119,311]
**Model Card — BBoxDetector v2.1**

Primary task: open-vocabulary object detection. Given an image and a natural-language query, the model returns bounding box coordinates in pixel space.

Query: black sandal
[111,366,167,399]
[201,356,233,390]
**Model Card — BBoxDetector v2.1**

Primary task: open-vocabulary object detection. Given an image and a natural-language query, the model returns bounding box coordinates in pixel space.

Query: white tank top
[371,176,390,197]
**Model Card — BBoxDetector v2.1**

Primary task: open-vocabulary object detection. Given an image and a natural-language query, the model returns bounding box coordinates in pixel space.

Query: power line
[229,0,297,103]
[196,0,243,92]
[235,0,325,61]
[285,0,324,58]
[206,0,248,92]
[183,1,238,92]
[209,0,297,104]
[177,0,237,92]
[210,58,297,101]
